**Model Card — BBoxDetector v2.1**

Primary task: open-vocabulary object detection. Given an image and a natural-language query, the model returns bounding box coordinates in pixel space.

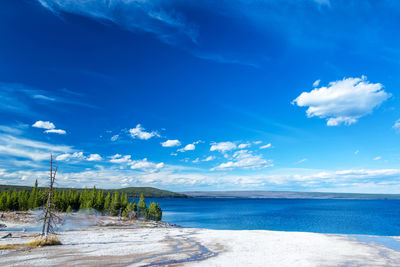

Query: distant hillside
[113,187,188,198]
[184,190,400,199]
[0,184,188,198]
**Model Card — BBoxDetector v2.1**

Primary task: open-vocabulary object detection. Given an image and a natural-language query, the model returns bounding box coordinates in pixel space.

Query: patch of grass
[27,236,61,247]
[0,236,61,250]
[0,243,23,250]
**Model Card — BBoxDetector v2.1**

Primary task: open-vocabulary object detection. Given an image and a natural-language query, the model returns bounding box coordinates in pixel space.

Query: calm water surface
[143,198,400,236]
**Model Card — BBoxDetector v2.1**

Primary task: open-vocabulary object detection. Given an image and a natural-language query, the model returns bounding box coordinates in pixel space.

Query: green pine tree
[147,202,162,221]
[66,205,72,213]
[138,193,148,218]
[28,180,38,209]
[104,193,112,215]
[111,191,121,216]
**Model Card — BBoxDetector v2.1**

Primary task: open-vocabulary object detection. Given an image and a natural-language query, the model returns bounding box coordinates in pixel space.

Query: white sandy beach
[1,214,400,266]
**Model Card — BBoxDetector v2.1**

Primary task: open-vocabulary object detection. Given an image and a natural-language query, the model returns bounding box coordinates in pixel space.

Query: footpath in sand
[1,212,400,266]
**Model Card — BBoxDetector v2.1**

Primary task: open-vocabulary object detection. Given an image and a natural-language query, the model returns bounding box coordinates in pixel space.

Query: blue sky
[1,0,400,193]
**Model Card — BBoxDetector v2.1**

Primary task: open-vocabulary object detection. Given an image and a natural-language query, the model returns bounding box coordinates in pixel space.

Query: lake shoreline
[1,212,400,266]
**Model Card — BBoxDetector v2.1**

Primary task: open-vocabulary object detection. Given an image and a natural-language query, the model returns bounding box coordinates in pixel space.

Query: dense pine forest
[0,180,162,221]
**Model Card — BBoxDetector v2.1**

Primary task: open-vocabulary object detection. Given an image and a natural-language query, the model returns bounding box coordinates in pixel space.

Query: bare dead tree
[41,154,61,237]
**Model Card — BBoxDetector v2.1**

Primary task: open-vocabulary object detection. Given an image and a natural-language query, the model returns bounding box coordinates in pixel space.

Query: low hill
[0,184,187,198]
[113,187,187,198]
[184,190,400,199]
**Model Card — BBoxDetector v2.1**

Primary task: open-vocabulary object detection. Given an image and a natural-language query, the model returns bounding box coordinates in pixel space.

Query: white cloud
[260,143,272,149]
[293,76,390,126]
[210,141,237,153]
[129,158,164,171]
[178,141,200,152]
[32,120,55,130]
[313,79,321,87]
[56,152,85,161]
[109,154,132,164]
[161,139,181,147]
[354,150,359,155]
[393,119,400,133]
[212,150,273,171]
[203,156,216,162]
[45,129,66,135]
[108,154,163,171]
[87,154,102,161]
[373,156,382,161]
[111,134,119,142]
[33,120,66,134]
[129,124,160,140]
[238,143,250,149]
[4,164,400,193]
[179,143,195,152]
[253,141,262,145]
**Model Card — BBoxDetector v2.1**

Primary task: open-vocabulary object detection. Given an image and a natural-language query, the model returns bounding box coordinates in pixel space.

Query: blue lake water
[142,198,400,236]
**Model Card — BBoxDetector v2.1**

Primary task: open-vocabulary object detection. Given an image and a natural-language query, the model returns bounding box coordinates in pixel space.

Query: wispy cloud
[35,0,276,68]
[3,161,400,192]
[211,150,273,171]
[393,119,400,133]
[193,52,260,68]
[312,79,321,87]
[313,0,330,6]
[0,82,95,117]
[203,155,215,162]
[0,134,73,161]
[0,125,25,135]
[260,143,272,149]
[295,158,308,164]
[37,0,198,45]
[111,134,119,142]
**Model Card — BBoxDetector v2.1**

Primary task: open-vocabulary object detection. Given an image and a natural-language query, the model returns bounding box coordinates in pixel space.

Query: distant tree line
[0,180,162,221]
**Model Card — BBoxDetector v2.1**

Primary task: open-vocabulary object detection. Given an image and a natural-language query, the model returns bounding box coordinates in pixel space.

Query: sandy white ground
[189,229,400,267]
[1,216,400,266]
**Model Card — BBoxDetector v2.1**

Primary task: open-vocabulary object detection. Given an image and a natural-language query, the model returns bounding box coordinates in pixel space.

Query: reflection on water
[142,198,400,236]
